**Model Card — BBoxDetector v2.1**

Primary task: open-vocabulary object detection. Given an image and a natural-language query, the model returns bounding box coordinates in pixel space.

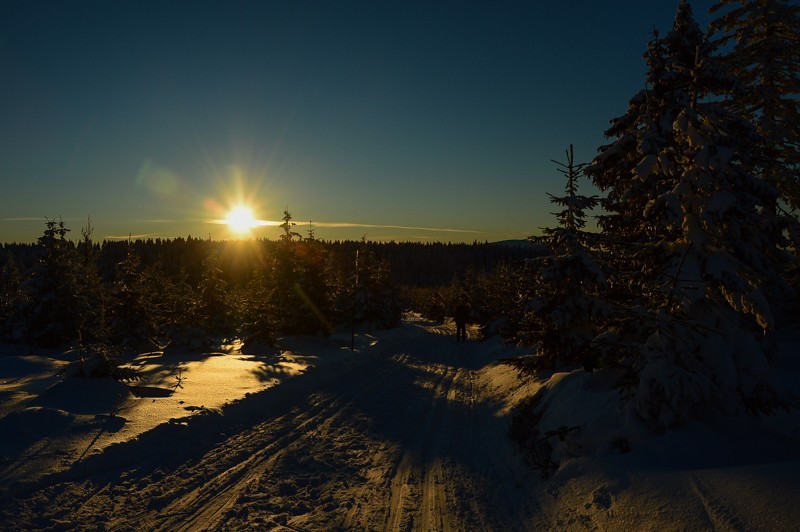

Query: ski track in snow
[4,319,799,530]
[1,320,543,530]
[690,475,747,532]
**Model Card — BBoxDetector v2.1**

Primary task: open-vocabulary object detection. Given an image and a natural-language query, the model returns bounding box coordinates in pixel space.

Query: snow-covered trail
[332,325,541,531]
[2,320,542,530]
[4,318,800,530]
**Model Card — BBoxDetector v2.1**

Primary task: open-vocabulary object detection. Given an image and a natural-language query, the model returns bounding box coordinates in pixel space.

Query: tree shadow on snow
[5,325,517,514]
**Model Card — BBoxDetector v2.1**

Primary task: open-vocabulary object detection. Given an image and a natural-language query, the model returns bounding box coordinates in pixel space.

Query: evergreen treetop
[709,0,800,209]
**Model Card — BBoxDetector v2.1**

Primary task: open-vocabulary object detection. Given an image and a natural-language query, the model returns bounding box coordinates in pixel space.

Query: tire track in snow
[383,356,459,531]
[153,358,404,531]
[690,475,747,532]
[416,364,460,532]
[377,326,536,531]
[159,407,331,531]
[4,319,541,530]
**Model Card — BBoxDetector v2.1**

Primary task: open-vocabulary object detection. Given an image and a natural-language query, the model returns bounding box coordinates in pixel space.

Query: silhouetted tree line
[0,213,539,354]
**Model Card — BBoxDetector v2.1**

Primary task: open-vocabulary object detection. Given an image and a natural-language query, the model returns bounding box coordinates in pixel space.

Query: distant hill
[490,239,548,254]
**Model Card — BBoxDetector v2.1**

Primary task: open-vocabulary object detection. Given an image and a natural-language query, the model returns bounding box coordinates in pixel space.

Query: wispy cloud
[307,222,484,234]
[204,218,483,238]
[1,217,83,222]
[142,218,220,224]
[104,233,161,240]
[204,217,480,234]
[3,215,482,237]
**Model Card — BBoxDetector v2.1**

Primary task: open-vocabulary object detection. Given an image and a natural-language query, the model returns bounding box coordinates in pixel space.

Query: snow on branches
[514,146,609,371]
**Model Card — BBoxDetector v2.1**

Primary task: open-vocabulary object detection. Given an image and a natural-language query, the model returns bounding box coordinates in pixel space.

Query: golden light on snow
[225,205,259,235]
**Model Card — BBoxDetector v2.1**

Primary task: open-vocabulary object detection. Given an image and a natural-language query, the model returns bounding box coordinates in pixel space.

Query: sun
[225,205,258,235]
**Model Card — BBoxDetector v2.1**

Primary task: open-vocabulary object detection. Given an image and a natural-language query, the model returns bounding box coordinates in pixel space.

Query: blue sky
[0,1,716,243]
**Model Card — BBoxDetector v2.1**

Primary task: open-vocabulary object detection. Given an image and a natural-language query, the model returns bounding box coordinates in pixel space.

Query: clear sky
[1,0,716,244]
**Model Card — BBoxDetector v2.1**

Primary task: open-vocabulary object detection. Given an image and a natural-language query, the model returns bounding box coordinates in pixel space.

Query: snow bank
[522,331,800,476]
[1,317,799,530]
[0,329,365,487]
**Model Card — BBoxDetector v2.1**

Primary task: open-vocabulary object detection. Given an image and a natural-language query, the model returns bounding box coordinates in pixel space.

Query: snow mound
[536,370,640,461]
[0,406,75,457]
[519,362,800,477]
[32,378,130,416]
[0,406,74,439]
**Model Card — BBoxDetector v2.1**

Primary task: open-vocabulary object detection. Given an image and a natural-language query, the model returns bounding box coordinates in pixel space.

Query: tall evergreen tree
[109,241,157,350]
[0,254,24,340]
[349,239,402,332]
[279,208,302,243]
[709,0,800,210]
[271,209,334,336]
[15,218,84,346]
[75,217,111,351]
[146,263,197,349]
[196,251,231,333]
[586,1,788,429]
[240,255,277,348]
[515,146,608,371]
[271,209,305,334]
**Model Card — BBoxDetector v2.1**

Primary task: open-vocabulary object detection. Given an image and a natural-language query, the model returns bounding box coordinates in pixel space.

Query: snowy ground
[1,314,799,530]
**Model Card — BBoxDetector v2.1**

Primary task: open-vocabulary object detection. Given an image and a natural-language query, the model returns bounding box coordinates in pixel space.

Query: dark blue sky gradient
[1,1,715,242]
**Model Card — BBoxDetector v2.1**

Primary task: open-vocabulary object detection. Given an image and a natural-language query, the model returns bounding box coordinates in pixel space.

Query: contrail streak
[207,219,480,234]
[298,221,484,234]
[104,233,162,240]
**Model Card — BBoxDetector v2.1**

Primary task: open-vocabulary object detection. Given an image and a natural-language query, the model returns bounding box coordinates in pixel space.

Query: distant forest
[0,215,542,354]
[1,231,538,289]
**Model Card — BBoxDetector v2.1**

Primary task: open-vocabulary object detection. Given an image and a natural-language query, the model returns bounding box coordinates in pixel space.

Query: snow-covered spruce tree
[709,0,800,308]
[75,217,111,351]
[15,218,137,380]
[270,209,334,336]
[279,208,302,243]
[349,242,372,332]
[195,251,231,334]
[239,254,277,348]
[288,240,334,336]
[14,218,86,346]
[270,208,307,334]
[109,241,158,351]
[709,0,800,211]
[348,240,402,332]
[585,1,790,430]
[146,263,197,350]
[0,253,24,340]
[471,262,535,339]
[511,146,608,372]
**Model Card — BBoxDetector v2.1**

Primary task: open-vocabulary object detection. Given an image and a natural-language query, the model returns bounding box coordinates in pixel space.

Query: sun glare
[225,206,258,235]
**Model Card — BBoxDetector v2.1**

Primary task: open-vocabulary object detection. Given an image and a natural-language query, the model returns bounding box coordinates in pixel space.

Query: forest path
[2,318,542,530]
